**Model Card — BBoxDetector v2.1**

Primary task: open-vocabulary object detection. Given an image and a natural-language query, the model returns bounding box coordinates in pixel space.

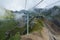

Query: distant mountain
[12,6,60,28]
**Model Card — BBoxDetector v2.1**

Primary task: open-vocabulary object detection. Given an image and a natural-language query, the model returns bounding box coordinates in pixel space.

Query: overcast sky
[0,0,60,11]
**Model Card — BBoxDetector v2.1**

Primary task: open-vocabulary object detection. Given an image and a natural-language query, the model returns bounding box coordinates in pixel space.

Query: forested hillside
[0,6,60,40]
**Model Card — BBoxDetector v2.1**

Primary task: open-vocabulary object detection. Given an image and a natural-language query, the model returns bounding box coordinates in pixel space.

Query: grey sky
[0,0,60,11]
[37,0,60,8]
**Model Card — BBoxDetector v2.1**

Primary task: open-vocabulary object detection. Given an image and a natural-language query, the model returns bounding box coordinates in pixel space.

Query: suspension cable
[25,0,27,9]
[33,0,44,8]
[30,0,44,9]
[45,1,60,8]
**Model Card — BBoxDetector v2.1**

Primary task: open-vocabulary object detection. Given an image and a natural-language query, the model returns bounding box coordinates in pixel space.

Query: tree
[0,8,19,40]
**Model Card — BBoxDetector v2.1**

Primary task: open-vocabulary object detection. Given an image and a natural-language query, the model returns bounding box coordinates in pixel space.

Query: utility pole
[27,13,29,35]
[25,0,44,35]
[25,0,29,35]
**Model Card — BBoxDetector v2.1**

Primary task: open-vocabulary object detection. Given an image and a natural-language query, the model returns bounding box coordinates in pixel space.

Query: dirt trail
[21,27,50,40]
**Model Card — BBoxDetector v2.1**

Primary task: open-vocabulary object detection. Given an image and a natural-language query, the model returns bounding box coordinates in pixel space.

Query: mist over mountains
[0,5,60,40]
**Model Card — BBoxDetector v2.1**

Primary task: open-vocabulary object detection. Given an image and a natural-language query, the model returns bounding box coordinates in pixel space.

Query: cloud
[37,0,60,8]
[0,0,60,11]
[0,0,25,11]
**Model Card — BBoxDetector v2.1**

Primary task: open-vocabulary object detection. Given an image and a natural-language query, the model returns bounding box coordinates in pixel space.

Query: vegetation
[9,32,20,40]
[0,8,20,40]
[0,6,60,40]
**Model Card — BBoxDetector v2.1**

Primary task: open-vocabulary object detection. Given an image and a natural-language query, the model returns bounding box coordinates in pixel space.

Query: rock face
[43,17,60,40]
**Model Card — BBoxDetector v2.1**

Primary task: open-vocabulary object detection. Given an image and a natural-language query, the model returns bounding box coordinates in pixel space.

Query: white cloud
[0,0,25,11]
[0,0,60,11]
